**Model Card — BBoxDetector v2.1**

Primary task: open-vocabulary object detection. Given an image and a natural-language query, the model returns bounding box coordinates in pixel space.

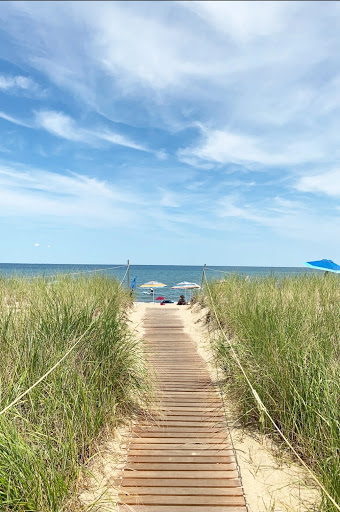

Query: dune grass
[0,275,151,511]
[201,274,340,512]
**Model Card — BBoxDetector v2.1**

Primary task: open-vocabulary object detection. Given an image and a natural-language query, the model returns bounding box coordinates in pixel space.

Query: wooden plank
[121,496,245,505]
[137,412,225,425]
[156,406,223,411]
[122,470,239,479]
[136,425,225,431]
[155,390,220,400]
[119,478,240,487]
[120,486,242,496]
[129,443,233,450]
[157,401,222,406]
[125,463,237,471]
[130,437,227,444]
[128,456,235,463]
[132,433,227,439]
[118,505,247,512]
[155,410,224,416]
[128,449,235,457]
[135,426,225,433]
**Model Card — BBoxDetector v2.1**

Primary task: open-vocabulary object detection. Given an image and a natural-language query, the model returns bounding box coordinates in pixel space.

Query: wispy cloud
[0,108,162,155]
[0,162,144,227]
[295,169,340,197]
[35,110,162,154]
[215,193,340,243]
[179,126,324,168]
[0,111,32,128]
[0,74,41,95]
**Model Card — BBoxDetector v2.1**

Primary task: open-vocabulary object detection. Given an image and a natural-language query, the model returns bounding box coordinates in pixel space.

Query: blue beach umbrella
[304,259,340,273]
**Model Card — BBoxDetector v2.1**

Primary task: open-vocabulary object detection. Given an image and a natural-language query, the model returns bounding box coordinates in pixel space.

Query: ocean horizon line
[0,262,307,268]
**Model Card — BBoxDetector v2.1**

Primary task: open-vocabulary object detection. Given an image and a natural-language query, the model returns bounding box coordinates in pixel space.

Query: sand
[77,301,319,512]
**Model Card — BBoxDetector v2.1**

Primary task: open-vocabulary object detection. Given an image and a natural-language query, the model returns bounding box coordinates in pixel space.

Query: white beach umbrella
[171,282,201,300]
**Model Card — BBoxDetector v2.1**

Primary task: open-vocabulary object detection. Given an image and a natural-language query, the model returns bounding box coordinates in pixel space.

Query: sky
[0,1,340,266]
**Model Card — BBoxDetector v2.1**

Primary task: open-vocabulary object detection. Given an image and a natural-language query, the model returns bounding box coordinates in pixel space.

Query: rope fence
[203,271,340,511]
[119,265,129,287]
[32,264,127,281]
[206,267,236,275]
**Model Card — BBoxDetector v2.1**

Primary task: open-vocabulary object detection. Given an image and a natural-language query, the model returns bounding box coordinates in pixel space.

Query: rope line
[203,273,340,511]
[206,267,236,274]
[34,264,126,281]
[210,324,249,510]
[0,321,96,417]
[119,266,129,287]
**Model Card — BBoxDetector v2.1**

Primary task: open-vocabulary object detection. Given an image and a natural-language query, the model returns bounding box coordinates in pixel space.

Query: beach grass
[0,275,151,511]
[201,273,340,512]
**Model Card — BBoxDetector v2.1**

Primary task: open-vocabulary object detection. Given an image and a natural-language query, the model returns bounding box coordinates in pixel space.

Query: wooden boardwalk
[118,307,247,512]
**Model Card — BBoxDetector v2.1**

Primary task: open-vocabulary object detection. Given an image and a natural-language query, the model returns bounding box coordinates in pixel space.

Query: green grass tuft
[203,273,340,512]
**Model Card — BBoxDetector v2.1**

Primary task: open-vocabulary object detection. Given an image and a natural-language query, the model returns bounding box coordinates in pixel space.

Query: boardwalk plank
[128,456,235,463]
[123,471,238,478]
[119,506,247,512]
[121,496,244,505]
[120,486,242,495]
[125,463,237,471]
[120,478,241,487]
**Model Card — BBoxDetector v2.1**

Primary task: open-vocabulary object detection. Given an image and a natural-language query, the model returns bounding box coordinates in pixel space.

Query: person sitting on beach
[177,294,187,305]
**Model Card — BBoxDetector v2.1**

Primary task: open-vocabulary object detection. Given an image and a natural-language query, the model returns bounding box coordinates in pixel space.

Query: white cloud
[215,193,340,243]
[0,74,39,92]
[0,108,160,155]
[35,109,160,154]
[0,162,144,227]
[0,111,32,128]
[218,195,266,223]
[179,127,324,167]
[34,243,40,247]
[182,1,290,43]
[35,110,86,143]
[295,169,340,197]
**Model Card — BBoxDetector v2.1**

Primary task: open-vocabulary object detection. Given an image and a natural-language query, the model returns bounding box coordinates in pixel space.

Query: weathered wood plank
[129,443,233,450]
[135,426,225,432]
[118,505,247,512]
[123,470,239,478]
[128,449,234,457]
[119,486,242,496]
[119,478,240,487]
[121,495,245,505]
[125,463,237,471]
[128,455,235,463]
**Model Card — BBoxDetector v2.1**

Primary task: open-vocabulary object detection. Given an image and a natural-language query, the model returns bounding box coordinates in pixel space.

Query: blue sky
[1,1,340,266]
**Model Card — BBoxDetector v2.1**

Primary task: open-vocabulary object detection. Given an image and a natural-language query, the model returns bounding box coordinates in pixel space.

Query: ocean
[0,263,314,303]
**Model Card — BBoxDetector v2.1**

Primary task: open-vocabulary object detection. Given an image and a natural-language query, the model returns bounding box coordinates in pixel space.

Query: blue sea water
[0,263,313,302]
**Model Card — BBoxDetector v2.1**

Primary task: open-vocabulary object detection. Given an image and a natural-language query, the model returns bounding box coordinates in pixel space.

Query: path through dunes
[118,307,247,512]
